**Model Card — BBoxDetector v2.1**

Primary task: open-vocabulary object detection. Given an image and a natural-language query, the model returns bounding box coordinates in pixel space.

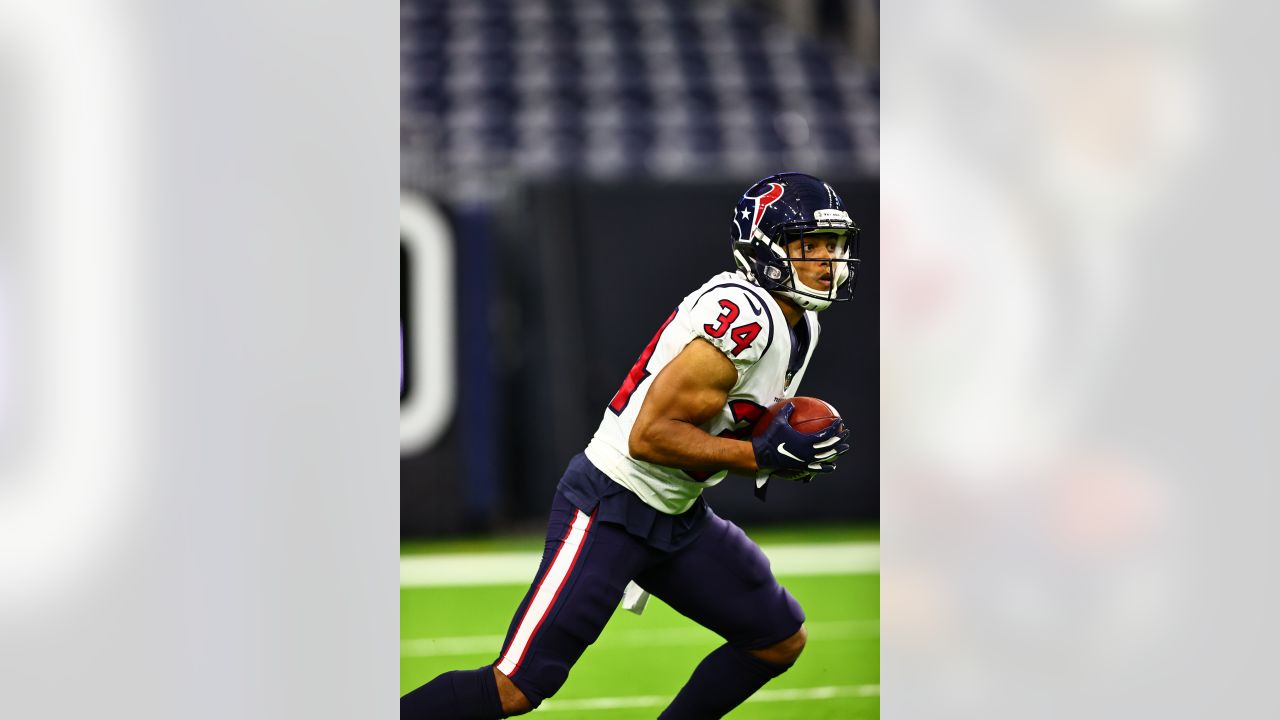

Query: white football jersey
[584,271,821,514]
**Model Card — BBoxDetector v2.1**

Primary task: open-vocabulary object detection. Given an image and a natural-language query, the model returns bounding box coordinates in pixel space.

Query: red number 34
[703,299,761,357]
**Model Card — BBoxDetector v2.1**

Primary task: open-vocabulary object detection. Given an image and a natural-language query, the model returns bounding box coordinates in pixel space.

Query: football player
[402,172,859,719]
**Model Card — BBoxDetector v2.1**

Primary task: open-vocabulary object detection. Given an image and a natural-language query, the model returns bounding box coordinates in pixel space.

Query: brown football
[752,396,843,436]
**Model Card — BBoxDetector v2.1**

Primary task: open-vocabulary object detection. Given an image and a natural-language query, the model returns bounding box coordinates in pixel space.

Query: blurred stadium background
[400,0,879,714]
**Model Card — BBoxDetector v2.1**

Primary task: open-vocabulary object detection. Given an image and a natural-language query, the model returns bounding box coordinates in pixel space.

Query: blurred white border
[0,0,146,617]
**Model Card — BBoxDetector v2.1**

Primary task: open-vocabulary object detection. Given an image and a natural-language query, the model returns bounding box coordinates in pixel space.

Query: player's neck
[772,294,805,327]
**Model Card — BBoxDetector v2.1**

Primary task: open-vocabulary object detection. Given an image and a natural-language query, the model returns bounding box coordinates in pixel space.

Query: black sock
[400,665,506,720]
[658,643,791,720]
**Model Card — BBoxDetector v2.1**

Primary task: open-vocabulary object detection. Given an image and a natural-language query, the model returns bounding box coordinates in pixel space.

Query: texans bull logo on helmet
[734,182,787,245]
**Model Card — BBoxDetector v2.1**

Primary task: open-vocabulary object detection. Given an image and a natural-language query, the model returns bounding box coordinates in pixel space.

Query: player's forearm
[629,419,758,474]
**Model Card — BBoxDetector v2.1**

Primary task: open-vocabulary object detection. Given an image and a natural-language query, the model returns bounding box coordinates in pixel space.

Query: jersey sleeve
[687,285,772,371]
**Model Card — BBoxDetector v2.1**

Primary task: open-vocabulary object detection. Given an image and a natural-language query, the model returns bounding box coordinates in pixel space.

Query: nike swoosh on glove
[751,402,852,474]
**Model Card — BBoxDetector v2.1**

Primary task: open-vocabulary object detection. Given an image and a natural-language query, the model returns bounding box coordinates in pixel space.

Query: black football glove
[751,402,851,475]
[772,468,818,483]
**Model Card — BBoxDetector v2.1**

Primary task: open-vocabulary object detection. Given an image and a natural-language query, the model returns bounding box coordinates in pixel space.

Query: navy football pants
[492,490,805,706]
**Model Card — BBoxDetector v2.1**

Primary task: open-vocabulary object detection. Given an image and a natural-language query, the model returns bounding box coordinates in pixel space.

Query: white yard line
[401,620,879,657]
[537,684,880,712]
[400,542,879,587]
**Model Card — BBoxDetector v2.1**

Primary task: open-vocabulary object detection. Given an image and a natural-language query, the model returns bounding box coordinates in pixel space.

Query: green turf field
[401,526,879,718]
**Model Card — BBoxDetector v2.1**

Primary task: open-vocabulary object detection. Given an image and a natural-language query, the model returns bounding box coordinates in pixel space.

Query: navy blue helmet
[731,173,860,311]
